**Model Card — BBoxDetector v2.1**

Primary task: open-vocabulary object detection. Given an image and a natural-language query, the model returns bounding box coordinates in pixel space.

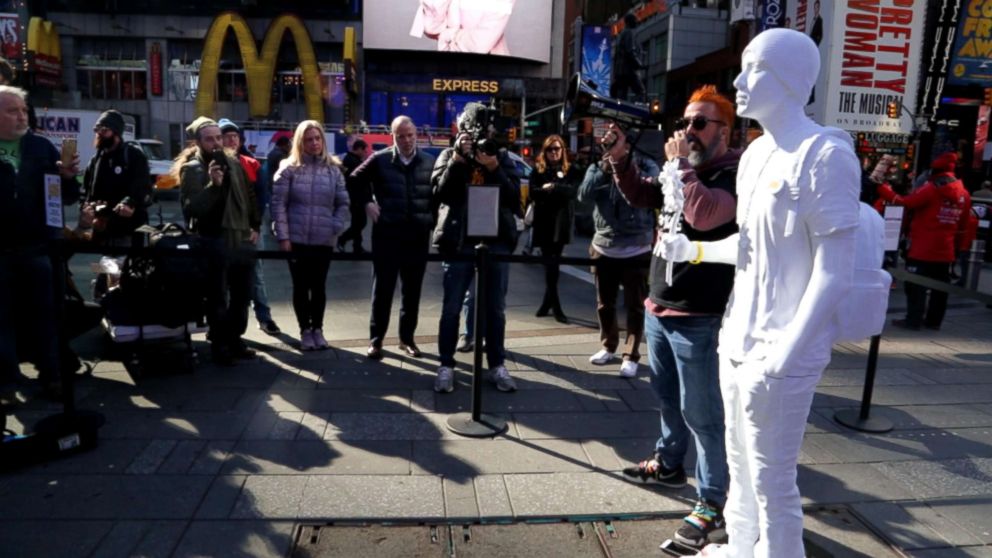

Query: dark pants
[339,202,367,250]
[610,71,646,102]
[591,248,649,361]
[1,249,61,387]
[204,239,254,354]
[438,245,511,368]
[369,227,429,346]
[287,244,334,331]
[904,258,951,328]
[538,242,565,310]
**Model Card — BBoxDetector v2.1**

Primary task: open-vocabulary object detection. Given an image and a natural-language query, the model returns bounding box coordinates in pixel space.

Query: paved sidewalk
[3,236,992,556]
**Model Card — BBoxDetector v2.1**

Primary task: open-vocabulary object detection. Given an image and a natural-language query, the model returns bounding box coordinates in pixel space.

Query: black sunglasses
[546,146,562,152]
[674,116,726,131]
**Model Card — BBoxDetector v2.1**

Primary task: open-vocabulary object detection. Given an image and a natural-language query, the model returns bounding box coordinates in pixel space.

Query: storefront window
[392,93,439,128]
[444,94,489,128]
[76,69,148,100]
[368,91,389,125]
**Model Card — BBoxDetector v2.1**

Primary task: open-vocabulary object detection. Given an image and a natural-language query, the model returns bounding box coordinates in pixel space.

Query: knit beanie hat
[745,28,820,102]
[186,116,218,139]
[96,110,126,137]
[217,118,240,134]
[930,152,958,173]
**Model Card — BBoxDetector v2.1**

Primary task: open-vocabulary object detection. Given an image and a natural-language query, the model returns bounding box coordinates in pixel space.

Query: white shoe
[300,329,315,351]
[589,349,616,365]
[489,365,518,392]
[434,366,455,393]
[619,359,638,378]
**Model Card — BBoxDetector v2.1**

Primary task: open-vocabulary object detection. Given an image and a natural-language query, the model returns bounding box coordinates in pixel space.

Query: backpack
[785,130,892,343]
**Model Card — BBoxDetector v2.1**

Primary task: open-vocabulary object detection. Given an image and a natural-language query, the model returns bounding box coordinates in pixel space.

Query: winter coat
[271,154,350,247]
[529,164,581,246]
[180,152,260,248]
[0,132,78,251]
[349,146,436,231]
[577,155,658,250]
[879,172,971,263]
[82,141,151,241]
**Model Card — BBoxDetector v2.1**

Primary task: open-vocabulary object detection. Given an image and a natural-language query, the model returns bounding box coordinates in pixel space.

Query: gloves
[654,233,698,263]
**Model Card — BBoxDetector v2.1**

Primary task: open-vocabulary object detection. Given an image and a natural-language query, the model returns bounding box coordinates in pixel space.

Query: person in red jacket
[877,151,971,330]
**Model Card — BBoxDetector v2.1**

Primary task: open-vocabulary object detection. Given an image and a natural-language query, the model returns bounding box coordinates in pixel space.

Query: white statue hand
[655,233,697,262]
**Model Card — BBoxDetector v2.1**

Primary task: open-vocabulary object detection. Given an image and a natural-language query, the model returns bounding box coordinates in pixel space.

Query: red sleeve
[679,159,736,231]
[886,182,938,209]
[613,157,662,208]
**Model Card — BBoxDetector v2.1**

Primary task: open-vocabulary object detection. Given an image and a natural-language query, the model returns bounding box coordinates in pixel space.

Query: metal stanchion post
[834,334,893,433]
[446,243,508,438]
[967,239,985,291]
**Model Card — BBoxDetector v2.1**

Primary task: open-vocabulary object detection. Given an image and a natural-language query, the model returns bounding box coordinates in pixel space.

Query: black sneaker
[456,334,474,353]
[622,456,687,487]
[259,319,281,335]
[674,500,725,548]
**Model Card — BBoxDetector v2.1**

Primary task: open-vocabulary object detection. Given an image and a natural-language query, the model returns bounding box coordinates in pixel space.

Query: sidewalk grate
[291,507,899,557]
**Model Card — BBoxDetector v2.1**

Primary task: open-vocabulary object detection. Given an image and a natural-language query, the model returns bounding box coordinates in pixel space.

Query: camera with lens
[458,102,502,158]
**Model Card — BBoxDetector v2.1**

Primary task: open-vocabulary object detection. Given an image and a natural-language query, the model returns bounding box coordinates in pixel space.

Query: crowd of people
[1,28,987,555]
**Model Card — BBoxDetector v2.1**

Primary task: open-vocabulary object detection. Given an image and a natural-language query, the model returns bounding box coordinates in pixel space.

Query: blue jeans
[252,211,273,323]
[461,283,476,339]
[645,313,728,508]
[439,248,509,368]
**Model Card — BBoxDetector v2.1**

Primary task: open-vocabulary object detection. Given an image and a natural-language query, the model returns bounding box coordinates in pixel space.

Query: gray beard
[688,140,719,167]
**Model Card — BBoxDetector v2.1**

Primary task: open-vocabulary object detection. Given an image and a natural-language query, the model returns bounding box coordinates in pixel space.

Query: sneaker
[622,456,688,487]
[300,329,315,351]
[489,365,517,392]
[435,366,455,393]
[674,500,725,549]
[312,328,329,350]
[619,358,638,378]
[589,349,616,365]
[259,319,281,335]
[456,334,474,353]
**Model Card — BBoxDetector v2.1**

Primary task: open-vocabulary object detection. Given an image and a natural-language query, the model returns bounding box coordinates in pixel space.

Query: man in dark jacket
[431,103,522,394]
[179,116,260,365]
[351,117,435,360]
[610,13,646,102]
[338,138,370,253]
[0,86,79,398]
[81,109,150,247]
[608,85,739,551]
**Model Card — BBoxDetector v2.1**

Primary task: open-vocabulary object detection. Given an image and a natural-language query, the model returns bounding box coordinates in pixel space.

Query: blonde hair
[288,120,340,167]
[535,134,569,174]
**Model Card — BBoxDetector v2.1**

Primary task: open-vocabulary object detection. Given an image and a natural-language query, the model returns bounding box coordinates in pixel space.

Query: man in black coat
[81,109,151,247]
[350,116,436,360]
[338,138,370,253]
[0,86,79,398]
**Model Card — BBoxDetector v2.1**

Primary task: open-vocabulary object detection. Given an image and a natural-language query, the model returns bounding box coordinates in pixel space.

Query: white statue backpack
[785,130,892,343]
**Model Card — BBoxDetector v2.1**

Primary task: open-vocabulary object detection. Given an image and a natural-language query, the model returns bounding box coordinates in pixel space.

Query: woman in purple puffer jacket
[272,120,350,351]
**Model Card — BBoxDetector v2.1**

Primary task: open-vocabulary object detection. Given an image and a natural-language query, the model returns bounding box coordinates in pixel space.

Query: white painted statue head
[734,28,820,120]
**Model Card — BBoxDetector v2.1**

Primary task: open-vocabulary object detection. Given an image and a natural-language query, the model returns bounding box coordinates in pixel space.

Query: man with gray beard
[607,84,740,551]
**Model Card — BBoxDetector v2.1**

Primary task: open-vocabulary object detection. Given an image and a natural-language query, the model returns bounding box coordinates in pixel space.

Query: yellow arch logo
[27,17,61,59]
[196,12,324,122]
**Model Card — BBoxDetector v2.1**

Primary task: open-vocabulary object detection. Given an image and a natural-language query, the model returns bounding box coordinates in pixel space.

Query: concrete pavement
[3,207,992,556]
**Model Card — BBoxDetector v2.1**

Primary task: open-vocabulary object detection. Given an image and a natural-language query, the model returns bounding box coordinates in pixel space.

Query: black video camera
[458,102,502,158]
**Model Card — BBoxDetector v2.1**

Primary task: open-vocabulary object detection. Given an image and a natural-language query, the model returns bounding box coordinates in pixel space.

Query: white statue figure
[661,28,860,558]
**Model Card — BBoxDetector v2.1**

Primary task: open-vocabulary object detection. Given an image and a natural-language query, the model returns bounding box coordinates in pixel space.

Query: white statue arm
[763,229,854,376]
[657,232,739,265]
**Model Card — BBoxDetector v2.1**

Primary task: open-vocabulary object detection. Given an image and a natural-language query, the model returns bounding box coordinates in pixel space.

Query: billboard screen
[950,6,992,86]
[363,0,553,63]
[581,26,612,95]
[775,0,925,134]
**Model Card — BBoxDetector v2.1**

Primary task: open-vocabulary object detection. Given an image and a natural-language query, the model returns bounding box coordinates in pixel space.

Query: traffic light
[650,98,661,116]
[508,127,517,142]
[886,101,900,119]
[904,143,915,170]
[522,146,532,158]
[985,88,992,106]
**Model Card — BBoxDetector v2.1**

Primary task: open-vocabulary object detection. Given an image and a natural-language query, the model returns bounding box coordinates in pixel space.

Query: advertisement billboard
[780,0,926,134]
[363,0,553,63]
[0,13,18,60]
[581,26,612,95]
[731,0,755,24]
[950,5,992,86]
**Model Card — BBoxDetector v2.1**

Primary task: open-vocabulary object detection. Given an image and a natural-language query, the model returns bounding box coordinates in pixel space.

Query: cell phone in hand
[61,138,77,166]
[210,149,228,171]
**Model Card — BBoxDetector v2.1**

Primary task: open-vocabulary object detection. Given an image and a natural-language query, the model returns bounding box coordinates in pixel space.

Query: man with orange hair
[606,85,740,551]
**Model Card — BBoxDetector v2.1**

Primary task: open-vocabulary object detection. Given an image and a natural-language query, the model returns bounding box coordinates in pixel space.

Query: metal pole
[967,239,985,291]
[446,243,508,438]
[834,335,893,433]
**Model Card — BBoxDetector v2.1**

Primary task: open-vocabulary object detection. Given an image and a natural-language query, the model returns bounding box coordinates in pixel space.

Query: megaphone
[561,73,663,129]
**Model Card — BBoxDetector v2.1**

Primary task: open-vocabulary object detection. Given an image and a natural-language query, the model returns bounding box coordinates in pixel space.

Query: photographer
[177,116,260,365]
[80,109,151,247]
[431,102,522,394]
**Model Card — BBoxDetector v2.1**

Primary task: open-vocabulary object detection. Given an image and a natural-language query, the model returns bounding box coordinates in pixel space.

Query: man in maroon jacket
[878,151,971,330]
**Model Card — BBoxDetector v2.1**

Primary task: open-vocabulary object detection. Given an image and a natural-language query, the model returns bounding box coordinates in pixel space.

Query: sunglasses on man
[674,116,726,131]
